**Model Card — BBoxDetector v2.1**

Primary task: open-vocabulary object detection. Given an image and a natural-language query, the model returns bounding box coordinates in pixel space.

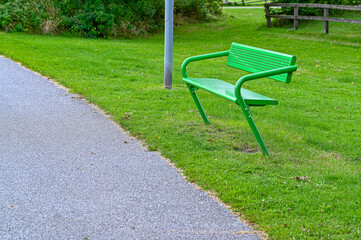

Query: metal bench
[181,43,297,155]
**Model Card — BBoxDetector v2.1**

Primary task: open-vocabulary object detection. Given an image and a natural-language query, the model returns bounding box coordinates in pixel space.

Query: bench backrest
[226,43,297,83]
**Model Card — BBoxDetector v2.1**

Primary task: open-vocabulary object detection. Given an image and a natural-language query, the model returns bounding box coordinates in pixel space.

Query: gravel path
[0,56,260,240]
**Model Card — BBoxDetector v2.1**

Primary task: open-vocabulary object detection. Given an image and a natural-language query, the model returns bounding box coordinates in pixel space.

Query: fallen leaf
[121,113,134,120]
[277,175,310,181]
[294,176,310,181]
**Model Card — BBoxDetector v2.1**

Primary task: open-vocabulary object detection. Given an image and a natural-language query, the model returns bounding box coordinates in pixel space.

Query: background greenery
[0,0,222,38]
[0,7,360,240]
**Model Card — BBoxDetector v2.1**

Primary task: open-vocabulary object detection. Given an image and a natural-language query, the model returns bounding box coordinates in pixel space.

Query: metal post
[164,0,174,89]
[324,8,329,34]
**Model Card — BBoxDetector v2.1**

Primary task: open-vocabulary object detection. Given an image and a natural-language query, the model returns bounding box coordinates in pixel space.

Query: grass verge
[0,8,360,239]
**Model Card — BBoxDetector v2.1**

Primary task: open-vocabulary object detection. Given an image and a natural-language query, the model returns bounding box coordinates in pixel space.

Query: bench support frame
[181,48,297,156]
[239,101,270,155]
[186,84,210,124]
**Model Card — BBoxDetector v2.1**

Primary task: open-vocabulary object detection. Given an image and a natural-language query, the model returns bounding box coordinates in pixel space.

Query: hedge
[0,0,222,38]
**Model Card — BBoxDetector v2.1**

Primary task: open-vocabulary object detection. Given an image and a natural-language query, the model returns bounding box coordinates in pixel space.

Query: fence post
[265,5,272,27]
[324,8,329,34]
[294,7,299,30]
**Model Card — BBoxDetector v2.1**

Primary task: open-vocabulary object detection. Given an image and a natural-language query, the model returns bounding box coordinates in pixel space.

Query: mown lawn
[0,8,360,239]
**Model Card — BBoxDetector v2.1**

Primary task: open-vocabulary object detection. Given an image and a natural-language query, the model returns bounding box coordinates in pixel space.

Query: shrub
[0,0,49,33]
[66,0,114,38]
[0,0,223,38]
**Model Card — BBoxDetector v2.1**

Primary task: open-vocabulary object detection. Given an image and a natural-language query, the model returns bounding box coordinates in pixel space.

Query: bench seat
[183,78,278,106]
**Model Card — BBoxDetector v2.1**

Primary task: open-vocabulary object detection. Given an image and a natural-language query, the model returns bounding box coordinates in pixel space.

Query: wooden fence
[242,0,268,5]
[224,0,268,6]
[265,3,361,33]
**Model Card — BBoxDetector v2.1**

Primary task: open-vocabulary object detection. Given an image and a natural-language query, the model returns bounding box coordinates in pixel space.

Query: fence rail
[224,0,267,6]
[265,3,361,33]
[243,0,267,5]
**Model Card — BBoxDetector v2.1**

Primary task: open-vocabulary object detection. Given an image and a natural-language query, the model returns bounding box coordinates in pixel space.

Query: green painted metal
[181,51,230,78]
[233,65,297,155]
[181,43,298,155]
[186,84,210,124]
[227,43,297,83]
[183,78,278,106]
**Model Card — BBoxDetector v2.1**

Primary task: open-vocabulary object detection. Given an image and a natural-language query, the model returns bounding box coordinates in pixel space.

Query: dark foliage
[0,0,222,38]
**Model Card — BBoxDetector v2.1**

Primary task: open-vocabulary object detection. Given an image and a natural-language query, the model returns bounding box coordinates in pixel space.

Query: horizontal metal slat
[227,60,288,79]
[230,48,292,64]
[227,60,287,76]
[228,52,290,69]
[230,44,294,60]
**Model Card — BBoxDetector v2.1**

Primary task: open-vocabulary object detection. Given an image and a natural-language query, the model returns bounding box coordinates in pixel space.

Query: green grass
[1,9,360,239]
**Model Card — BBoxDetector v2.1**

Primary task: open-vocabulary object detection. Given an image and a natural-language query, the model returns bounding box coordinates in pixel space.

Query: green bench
[181,43,297,155]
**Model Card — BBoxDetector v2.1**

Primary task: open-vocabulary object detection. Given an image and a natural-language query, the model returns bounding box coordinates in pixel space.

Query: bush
[65,0,114,38]
[0,0,49,33]
[0,0,223,38]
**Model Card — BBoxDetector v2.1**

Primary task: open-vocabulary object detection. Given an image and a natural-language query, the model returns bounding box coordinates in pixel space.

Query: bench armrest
[181,51,230,78]
[234,65,298,105]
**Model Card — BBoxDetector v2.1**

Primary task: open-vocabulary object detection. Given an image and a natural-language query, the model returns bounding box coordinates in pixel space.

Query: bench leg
[241,107,270,156]
[186,84,210,125]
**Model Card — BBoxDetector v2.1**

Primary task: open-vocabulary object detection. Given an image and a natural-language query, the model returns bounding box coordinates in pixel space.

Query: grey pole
[164,0,174,89]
